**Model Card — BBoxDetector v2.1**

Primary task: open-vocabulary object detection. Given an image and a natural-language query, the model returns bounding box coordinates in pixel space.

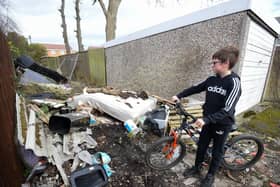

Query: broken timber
[168,103,203,129]
[28,104,50,124]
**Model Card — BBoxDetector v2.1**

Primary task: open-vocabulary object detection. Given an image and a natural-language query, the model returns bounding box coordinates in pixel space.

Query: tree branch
[59,0,71,53]
[98,0,107,17]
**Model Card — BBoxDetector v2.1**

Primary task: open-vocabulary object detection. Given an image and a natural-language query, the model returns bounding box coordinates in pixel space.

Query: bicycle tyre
[145,136,186,170]
[222,134,264,171]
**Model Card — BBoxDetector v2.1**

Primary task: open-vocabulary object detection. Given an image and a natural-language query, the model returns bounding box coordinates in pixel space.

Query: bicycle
[145,102,264,171]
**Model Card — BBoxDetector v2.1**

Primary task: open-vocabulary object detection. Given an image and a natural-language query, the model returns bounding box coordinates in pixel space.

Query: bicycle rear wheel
[222,134,264,171]
[145,136,186,170]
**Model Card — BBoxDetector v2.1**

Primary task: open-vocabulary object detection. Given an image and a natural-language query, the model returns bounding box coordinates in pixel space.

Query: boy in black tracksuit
[172,46,241,187]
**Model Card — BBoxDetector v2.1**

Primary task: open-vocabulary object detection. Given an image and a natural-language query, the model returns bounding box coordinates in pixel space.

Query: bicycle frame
[164,103,199,159]
[146,102,264,171]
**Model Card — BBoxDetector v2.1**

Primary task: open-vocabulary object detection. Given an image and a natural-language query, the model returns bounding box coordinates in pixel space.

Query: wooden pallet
[168,103,203,129]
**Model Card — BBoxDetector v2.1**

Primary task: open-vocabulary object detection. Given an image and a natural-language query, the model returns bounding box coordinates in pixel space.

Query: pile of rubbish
[15,56,280,187]
[17,82,203,186]
[14,55,204,186]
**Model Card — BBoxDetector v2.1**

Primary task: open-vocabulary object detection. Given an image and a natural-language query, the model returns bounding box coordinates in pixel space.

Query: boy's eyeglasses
[211,60,221,65]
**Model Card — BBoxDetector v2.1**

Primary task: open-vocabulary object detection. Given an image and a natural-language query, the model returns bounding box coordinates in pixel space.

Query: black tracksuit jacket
[177,72,241,126]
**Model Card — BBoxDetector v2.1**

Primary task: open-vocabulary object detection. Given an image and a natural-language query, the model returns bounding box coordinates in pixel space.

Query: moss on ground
[246,107,280,138]
[17,83,73,100]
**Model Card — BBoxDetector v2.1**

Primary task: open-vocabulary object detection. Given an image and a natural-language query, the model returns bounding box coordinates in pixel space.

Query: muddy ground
[31,104,280,187]
[91,123,179,187]
[89,121,280,187]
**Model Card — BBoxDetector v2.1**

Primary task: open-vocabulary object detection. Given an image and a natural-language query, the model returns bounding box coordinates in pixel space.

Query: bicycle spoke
[224,139,259,168]
[148,141,183,168]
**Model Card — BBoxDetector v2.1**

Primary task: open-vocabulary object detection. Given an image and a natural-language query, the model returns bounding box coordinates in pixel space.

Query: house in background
[40,43,70,57]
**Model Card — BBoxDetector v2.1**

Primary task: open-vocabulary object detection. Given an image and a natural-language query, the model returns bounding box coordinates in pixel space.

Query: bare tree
[93,0,122,41]
[75,0,84,51]
[0,0,18,34]
[91,0,221,42]
[59,0,71,54]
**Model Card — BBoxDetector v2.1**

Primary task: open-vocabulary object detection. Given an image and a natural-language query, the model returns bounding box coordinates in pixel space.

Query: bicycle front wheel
[222,134,264,171]
[145,136,186,170]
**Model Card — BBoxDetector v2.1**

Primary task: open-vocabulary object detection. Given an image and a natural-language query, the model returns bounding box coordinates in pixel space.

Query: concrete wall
[263,46,280,102]
[105,12,248,99]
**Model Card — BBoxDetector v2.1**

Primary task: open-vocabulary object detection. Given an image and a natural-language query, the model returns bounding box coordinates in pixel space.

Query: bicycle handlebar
[174,102,197,123]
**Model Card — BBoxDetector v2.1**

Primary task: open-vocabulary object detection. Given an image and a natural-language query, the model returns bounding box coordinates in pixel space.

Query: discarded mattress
[68,93,157,122]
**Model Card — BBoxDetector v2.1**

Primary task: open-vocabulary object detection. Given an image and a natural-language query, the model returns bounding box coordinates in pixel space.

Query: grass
[17,83,72,100]
[246,106,280,138]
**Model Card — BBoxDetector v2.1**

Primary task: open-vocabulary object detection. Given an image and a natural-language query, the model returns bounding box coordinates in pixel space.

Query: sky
[7,0,280,50]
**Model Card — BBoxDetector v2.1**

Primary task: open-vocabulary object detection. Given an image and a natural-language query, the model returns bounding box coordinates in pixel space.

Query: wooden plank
[170,115,202,120]
[151,95,175,105]
[169,108,203,114]
[28,104,50,124]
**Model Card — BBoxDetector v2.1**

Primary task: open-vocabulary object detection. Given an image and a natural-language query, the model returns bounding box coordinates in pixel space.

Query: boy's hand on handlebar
[171,96,180,103]
[194,118,205,128]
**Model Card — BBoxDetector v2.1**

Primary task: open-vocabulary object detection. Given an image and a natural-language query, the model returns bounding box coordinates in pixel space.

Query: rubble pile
[14,57,280,187]
[17,79,201,186]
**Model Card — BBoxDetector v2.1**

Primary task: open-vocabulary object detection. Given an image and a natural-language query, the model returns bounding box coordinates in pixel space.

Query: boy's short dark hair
[212,46,239,69]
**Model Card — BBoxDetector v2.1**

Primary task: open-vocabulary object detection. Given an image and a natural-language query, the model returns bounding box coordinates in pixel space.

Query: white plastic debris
[78,150,93,165]
[68,93,157,122]
[25,109,36,151]
[63,131,97,156]
[183,177,198,186]
[71,155,80,172]
[49,144,70,186]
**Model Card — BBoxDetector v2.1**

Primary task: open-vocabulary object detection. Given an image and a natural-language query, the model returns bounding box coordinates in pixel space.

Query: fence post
[88,48,106,87]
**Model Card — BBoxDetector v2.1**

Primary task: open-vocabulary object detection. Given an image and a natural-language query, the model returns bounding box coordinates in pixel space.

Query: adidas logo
[207,86,227,96]
[216,130,224,135]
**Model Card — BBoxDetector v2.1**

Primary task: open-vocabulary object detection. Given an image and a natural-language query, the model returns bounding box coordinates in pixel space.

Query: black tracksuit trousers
[194,123,232,175]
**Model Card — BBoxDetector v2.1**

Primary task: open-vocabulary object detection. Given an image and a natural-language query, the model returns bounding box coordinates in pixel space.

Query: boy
[172,46,241,187]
